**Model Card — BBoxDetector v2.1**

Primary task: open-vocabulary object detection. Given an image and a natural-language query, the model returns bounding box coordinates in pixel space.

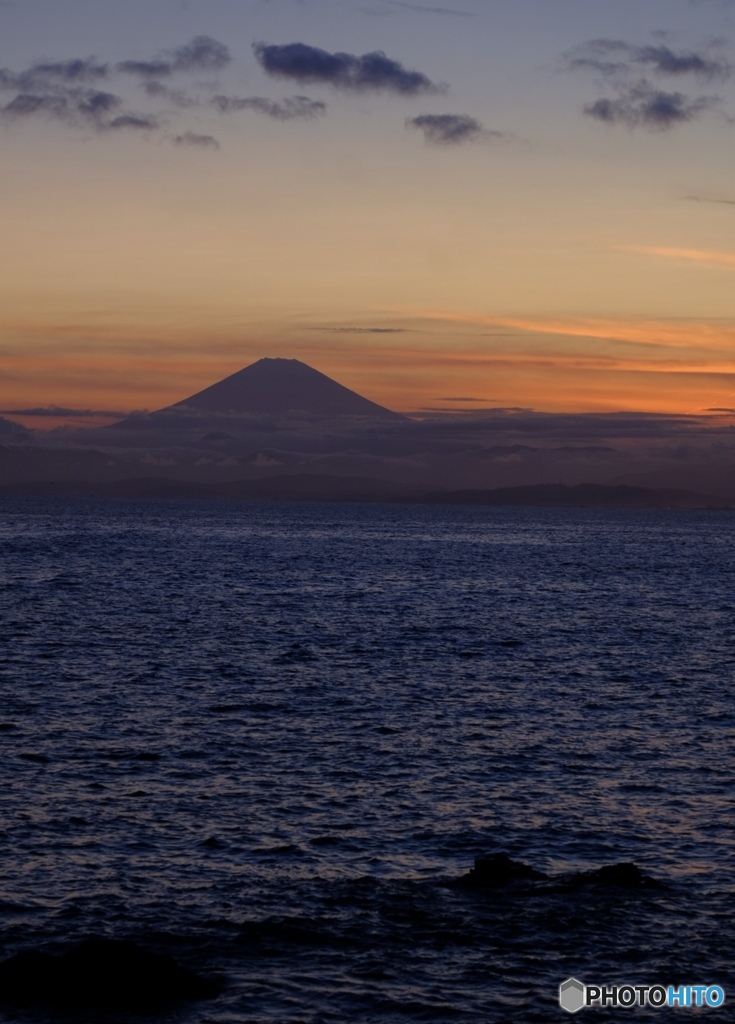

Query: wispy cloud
[2,93,71,118]
[1,406,132,418]
[395,308,735,355]
[142,81,197,107]
[0,58,109,91]
[172,130,220,149]
[628,245,735,268]
[0,87,144,130]
[0,58,121,130]
[565,36,728,131]
[212,93,326,120]
[117,36,231,78]
[0,90,157,131]
[108,114,159,131]
[406,112,505,144]
[253,41,442,95]
[116,59,171,79]
[687,194,735,206]
[388,1,474,14]
[170,35,231,73]
[308,326,409,334]
[0,34,445,147]
[584,80,718,129]
[565,39,732,81]
[0,37,233,143]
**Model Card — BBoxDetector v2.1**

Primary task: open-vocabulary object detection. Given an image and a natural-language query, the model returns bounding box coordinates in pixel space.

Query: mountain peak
[167,358,403,419]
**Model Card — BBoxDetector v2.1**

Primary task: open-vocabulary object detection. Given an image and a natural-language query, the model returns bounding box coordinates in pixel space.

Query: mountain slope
[165,357,403,419]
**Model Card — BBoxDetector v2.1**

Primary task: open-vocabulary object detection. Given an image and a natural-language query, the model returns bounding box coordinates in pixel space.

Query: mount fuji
[162,357,403,420]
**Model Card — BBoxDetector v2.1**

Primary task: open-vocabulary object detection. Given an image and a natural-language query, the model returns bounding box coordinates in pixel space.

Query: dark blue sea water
[1,499,734,1022]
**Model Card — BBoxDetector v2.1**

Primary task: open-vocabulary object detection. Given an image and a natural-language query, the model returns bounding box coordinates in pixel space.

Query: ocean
[1,498,733,1022]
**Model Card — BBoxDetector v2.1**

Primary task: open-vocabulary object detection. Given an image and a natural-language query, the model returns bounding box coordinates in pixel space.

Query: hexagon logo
[559,978,586,1014]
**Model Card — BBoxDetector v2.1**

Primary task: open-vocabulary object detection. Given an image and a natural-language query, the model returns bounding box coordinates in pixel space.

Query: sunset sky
[2,0,735,424]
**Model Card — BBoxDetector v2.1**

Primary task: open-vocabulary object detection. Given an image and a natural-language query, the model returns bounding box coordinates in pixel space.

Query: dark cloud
[117,59,172,78]
[407,112,502,144]
[1,88,125,126]
[412,408,735,442]
[565,37,726,132]
[638,43,730,78]
[388,1,474,14]
[0,58,109,92]
[173,130,220,149]
[2,92,69,118]
[0,38,234,145]
[361,0,474,15]
[566,39,731,80]
[27,57,109,82]
[212,93,326,120]
[687,194,735,205]
[77,90,122,115]
[106,114,159,131]
[0,88,158,132]
[584,80,718,129]
[1,406,130,418]
[143,80,171,97]
[0,51,164,134]
[253,41,441,95]
[142,81,196,106]
[172,35,231,73]
[117,36,231,78]
[312,326,408,334]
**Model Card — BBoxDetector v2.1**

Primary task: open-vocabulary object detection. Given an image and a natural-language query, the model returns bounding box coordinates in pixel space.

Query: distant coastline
[0,475,729,509]
[4,358,735,509]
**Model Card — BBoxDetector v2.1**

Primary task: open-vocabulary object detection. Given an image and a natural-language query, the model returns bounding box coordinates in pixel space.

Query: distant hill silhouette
[421,483,719,508]
[161,357,403,420]
[0,464,725,507]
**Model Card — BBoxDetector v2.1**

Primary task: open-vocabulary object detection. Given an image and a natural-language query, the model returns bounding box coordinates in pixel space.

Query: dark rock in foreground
[0,938,221,1008]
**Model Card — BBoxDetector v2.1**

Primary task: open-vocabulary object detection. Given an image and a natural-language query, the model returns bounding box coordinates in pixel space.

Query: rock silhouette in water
[568,862,661,889]
[0,938,221,1007]
[453,856,661,891]
[454,853,549,889]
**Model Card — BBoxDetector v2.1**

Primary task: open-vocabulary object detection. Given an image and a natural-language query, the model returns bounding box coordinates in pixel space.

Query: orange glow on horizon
[4,310,735,427]
[626,247,735,270]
